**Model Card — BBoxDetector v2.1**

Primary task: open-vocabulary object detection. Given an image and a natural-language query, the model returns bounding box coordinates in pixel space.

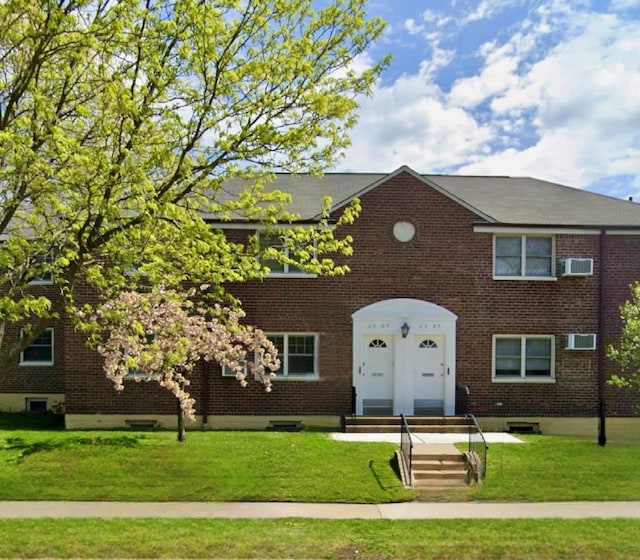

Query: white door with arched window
[360,335,394,415]
[414,335,445,415]
[352,298,457,416]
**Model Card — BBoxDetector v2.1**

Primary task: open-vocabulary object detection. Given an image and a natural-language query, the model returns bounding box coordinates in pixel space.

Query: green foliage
[608,282,640,392]
[0,0,387,369]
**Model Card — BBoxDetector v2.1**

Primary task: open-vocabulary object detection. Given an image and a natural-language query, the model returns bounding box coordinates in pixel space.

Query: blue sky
[335,0,640,199]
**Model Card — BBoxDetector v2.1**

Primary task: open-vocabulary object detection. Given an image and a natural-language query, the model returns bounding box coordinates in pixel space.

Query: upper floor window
[28,255,54,285]
[494,235,554,279]
[493,335,555,382]
[259,233,315,276]
[268,334,317,378]
[19,328,54,366]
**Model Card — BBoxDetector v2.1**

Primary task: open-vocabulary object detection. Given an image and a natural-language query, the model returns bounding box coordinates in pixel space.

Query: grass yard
[0,518,639,559]
[463,434,640,502]
[2,413,640,503]
[0,425,417,503]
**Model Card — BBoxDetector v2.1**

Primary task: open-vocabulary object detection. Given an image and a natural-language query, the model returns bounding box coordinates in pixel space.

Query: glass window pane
[288,355,315,374]
[23,345,53,363]
[495,358,521,376]
[495,257,522,276]
[526,237,552,257]
[287,336,315,375]
[526,257,552,276]
[525,358,551,376]
[496,237,522,256]
[268,335,284,375]
[496,338,521,357]
[260,235,285,273]
[526,338,551,357]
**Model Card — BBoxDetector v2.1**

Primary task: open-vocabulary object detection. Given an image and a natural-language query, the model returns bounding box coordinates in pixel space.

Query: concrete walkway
[1,500,640,519]
[330,432,523,444]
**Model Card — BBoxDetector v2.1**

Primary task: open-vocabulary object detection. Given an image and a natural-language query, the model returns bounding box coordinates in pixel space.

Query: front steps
[343,415,468,434]
[411,444,468,489]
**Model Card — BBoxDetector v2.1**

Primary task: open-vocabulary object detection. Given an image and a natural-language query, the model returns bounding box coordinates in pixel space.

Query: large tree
[608,282,640,400]
[0,0,387,376]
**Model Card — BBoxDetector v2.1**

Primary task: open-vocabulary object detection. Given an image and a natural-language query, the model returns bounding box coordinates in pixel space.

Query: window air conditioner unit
[566,333,596,350]
[561,258,593,276]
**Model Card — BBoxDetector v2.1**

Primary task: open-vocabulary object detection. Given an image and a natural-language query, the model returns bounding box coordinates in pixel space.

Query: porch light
[401,322,410,338]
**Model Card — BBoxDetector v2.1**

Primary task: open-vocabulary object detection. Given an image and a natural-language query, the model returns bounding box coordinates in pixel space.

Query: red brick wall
[0,285,65,396]
[28,171,640,418]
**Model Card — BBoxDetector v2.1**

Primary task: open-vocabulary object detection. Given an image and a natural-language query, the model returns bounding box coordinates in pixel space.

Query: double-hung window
[493,335,555,381]
[494,235,554,278]
[268,334,317,378]
[20,328,54,366]
[28,254,54,285]
[259,233,315,276]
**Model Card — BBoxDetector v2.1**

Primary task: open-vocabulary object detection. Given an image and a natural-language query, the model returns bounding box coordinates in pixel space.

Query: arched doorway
[352,298,458,416]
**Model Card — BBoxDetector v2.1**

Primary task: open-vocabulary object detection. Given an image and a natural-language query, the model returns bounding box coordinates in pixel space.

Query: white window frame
[493,234,556,280]
[267,333,319,379]
[492,335,555,383]
[258,232,317,278]
[19,328,54,366]
[28,254,54,285]
[28,271,54,285]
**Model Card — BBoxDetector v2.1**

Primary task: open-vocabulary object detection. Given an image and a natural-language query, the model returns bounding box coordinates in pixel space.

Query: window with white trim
[28,271,53,285]
[493,335,555,381]
[222,360,248,378]
[124,337,155,380]
[268,334,317,377]
[494,235,554,278]
[259,233,315,276]
[20,328,54,365]
[28,254,54,285]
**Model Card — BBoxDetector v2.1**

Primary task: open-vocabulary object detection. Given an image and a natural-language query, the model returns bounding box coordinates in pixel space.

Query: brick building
[3,166,640,438]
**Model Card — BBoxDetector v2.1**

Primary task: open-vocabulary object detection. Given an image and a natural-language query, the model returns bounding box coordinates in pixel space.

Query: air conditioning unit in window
[561,258,593,276]
[566,333,596,350]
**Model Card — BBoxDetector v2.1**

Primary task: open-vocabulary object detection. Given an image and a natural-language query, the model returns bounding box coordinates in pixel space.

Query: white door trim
[352,298,458,416]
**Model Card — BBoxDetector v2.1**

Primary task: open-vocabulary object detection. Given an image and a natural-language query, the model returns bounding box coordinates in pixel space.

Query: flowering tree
[608,282,640,402]
[84,285,279,441]
[0,0,386,377]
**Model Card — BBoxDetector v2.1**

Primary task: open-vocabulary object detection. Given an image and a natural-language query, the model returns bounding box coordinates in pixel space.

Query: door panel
[414,335,444,415]
[361,335,393,415]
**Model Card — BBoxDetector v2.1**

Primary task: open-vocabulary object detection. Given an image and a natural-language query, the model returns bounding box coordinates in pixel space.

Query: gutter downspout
[202,363,210,426]
[598,230,607,446]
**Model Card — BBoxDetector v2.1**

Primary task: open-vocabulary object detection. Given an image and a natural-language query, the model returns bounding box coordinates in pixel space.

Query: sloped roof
[215,166,640,227]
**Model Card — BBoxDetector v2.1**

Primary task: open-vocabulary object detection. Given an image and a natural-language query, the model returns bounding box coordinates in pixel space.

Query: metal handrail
[400,414,413,484]
[467,412,488,480]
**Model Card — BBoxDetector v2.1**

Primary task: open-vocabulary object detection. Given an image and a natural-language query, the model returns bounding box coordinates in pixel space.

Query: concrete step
[344,424,469,434]
[414,469,467,481]
[343,416,469,435]
[412,459,466,469]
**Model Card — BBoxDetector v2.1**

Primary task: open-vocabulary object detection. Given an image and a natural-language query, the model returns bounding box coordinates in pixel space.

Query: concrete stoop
[344,415,469,434]
[410,444,469,490]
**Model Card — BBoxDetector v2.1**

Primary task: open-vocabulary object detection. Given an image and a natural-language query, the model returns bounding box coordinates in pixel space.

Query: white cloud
[340,1,640,192]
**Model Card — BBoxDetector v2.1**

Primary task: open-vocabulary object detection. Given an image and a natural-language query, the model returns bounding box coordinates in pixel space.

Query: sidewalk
[1,500,640,519]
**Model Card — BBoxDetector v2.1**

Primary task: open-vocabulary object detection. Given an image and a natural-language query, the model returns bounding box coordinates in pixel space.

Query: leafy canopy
[0,0,388,373]
[608,282,640,396]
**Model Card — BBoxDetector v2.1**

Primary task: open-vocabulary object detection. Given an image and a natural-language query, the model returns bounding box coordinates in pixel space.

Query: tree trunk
[177,398,186,443]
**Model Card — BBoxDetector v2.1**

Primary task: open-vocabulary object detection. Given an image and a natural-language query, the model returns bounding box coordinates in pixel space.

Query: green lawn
[1,518,639,559]
[0,427,417,503]
[2,418,640,503]
[3,420,640,559]
[465,434,640,502]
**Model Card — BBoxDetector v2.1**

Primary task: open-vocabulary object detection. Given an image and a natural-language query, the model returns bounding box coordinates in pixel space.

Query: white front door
[352,299,458,417]
[360,334,393,415]
[413,335,445,415]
